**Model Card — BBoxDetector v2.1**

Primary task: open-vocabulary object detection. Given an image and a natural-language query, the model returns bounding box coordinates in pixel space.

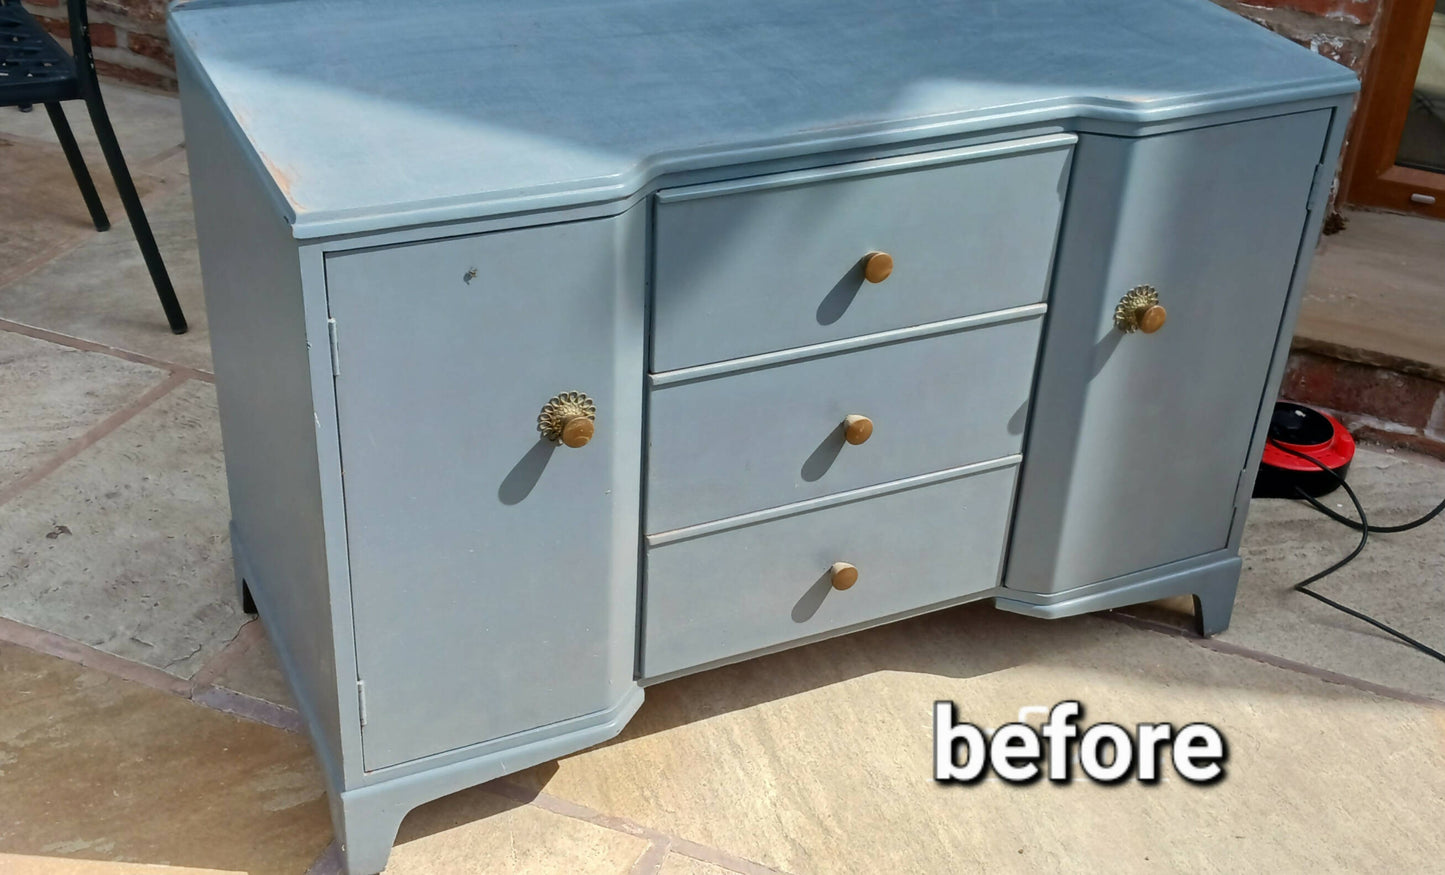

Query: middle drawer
[646,311,1043,533]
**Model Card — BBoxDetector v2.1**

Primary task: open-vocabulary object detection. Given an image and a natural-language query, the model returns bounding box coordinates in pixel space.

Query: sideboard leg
[229,527,258,615]
[335,792,407,875]
[239,580,258,615]
[1191,571,1240,638]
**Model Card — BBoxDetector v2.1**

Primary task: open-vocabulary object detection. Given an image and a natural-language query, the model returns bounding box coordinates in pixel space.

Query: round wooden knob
[1137,304,1167,334]
[830,562,858,591]
[843,414,873,445]
[560,417,594,448]
[863,251,893,283]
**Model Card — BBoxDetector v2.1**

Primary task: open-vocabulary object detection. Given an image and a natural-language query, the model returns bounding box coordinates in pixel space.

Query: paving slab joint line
[0,124,183,169]
[0,615,303,734]
[0,161,193,290]
[666,839,794,875]
[0,317,213,381]
[0,621,779,872]
[189,617,265,689]
[192,683,305,733]
[629,837,674,875]
[0,369,191,507]
[1,229,98,289]
[303,840,344,875]
[1106,610,1445,710]
[138,141,189,175]
[489,778,792,875]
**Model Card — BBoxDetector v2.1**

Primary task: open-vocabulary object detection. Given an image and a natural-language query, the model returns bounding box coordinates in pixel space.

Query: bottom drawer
[641,462,1018,678]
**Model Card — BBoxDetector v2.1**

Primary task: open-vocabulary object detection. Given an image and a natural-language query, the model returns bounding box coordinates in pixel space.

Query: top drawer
[650,134,1073,372]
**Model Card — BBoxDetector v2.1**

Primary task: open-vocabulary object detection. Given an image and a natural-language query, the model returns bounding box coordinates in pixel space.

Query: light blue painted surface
[1005,109,1332,595]
[167,0,1354,236]
[335,686,645,875]
[177,55,350,793]
[647,456,1023,548]
[172,1,1356,870]
[324,211,646,772]
[997,556,1242,637]
[647,304,1048,388]
[647,315,1042,532]
[644,464,1018,677]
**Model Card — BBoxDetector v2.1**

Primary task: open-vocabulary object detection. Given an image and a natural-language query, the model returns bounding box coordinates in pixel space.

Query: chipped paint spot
[259,152,301,208]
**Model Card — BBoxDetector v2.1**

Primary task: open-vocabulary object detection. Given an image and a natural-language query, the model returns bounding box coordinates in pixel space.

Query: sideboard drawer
[642,463,1017,678]
[650,134,1073,372]
[647,311,1042,533]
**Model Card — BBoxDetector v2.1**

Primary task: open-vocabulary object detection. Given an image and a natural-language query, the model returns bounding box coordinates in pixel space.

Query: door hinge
[357,679,368,727]
[327,317,340,376]
[1306,162,1328,212]
[1228,465,1250,534]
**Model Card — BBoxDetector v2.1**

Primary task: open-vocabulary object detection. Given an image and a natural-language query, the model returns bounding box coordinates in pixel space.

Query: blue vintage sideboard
[168,0,1358,870]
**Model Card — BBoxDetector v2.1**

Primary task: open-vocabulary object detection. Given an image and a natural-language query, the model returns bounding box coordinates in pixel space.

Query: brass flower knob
[1114,285,1167,334]
[863,251,894,283]
[538,391,596,448]
[830,562,859,591]
[843,414,874,445]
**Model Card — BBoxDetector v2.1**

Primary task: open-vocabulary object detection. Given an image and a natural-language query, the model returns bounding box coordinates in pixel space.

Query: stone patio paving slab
[384,786,652,875]
[0,380,237,678]
[0,641,331,874]
[0,331,165,493]
[0,184,210,371]
[0,86,185,170]
[505,607,1445,874]
[1128,444,1445,703]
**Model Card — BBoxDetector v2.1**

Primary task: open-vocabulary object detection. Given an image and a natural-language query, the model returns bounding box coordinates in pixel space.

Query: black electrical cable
[1266,438,1445,665]
[1295,485,1445,534]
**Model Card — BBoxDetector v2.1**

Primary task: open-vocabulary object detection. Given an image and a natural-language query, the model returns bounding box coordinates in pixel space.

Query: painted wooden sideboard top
[168,0,1356,237]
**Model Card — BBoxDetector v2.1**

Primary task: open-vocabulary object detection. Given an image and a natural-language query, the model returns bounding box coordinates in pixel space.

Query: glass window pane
[1397,2,1445,174]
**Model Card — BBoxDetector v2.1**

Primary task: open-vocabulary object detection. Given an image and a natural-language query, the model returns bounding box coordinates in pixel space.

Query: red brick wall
[1213,0,1384,210]
[1212,0,1384,72]
[23,0,1383,93]
[22,0,174,91]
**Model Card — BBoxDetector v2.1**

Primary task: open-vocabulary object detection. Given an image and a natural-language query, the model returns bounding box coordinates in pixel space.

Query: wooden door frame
[1341,0,1445,217]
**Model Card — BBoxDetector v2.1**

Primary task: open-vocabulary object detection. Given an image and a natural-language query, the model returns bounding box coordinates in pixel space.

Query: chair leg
[45,103,110,232]
[81,90,188,334]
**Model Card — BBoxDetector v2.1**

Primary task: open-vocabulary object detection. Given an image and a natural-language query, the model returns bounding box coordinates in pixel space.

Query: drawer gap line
[649,304,1048,388]
[646,455,1022,547]
[655,133,1079,203]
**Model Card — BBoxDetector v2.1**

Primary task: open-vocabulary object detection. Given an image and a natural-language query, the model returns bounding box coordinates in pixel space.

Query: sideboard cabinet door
[324,212,645,771]
[1008,110,1331,594]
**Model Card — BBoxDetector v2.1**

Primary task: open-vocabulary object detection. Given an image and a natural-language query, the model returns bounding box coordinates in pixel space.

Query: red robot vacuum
[1253,401,1356,498]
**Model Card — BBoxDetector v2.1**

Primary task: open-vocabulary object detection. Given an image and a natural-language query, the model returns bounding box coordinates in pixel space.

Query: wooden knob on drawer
[1137,304,1167,334]
[538,391,597,448]
[843,414,873,445]
[1114,285,1167,334]
[830,562,858,591]
[863,251,893,283]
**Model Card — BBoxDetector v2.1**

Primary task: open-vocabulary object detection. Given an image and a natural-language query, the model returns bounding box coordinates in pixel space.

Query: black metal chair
[0,0,187,334]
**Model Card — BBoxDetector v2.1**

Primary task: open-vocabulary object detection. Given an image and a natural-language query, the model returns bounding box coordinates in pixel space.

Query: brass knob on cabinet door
[863,251,894,283]
[1114,285,1167,334]
[830,562,859,591]
[843,414,874,445]
[537,391,596,448]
